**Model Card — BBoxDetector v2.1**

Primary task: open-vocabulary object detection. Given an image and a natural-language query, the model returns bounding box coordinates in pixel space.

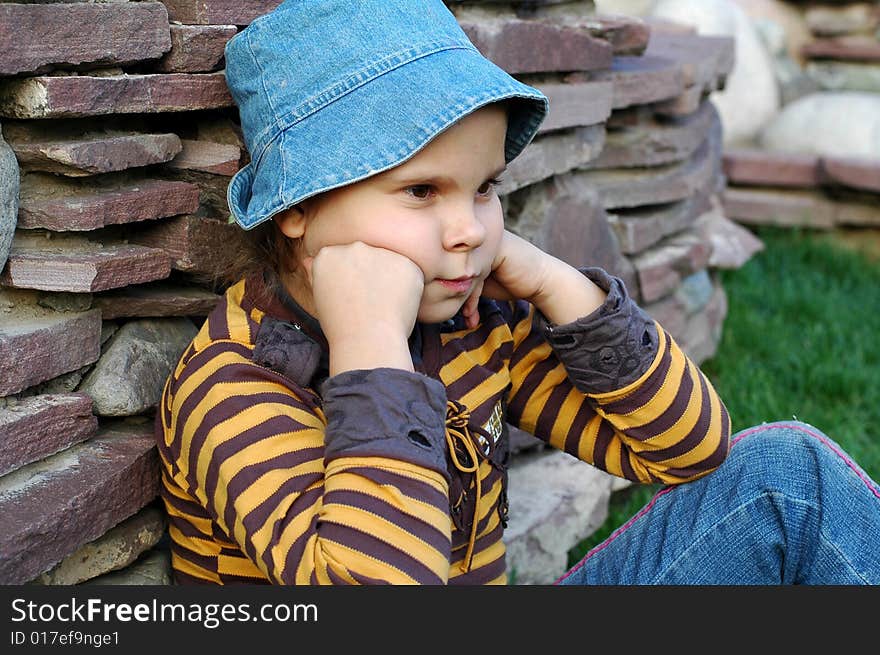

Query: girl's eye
[405,185,434,200]
[405,178,502,200]
[477,177,503,196]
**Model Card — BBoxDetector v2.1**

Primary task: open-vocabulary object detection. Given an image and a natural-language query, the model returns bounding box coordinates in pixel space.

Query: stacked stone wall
[0,0,754,586]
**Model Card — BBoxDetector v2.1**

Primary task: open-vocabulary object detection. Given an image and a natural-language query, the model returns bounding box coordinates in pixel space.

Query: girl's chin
[417,300,466,325]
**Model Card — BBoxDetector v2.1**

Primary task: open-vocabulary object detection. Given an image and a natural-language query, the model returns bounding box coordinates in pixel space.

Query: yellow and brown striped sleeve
[503,269,730,485]
[160,343,454,584]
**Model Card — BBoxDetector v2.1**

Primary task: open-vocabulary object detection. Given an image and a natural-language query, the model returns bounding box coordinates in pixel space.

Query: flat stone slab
[0,305,101,396]
[724,148,880,193]
[154,24,237,73]
[0,419,159,584]
[158,0,282,25]
[607,32,733,120]
[0,2,171,76]
[94,281,220,320]
[587,54,685,110]
[643,270,727,360]
[0,393,97,478]
[802,37,880,62]
[30,505,166,585]
[461,17,613,74]
[8,132,182,177]
[820,155,880,193]
[721,187,837,228]
[18,174,199,231]
[653,82,709,118]
[534,81,613,133]
[500,125,606,195]
[129,213,251,274]
[723,148,822,189]
[585,99,717,170]
[167,138,241,175]
[572,14,651,56]
[630,229,713,303]
[2,238,171,293]
[0,72,233,119]
[608,189,713,255]
[645,33,735,92]
[572,121,719,211]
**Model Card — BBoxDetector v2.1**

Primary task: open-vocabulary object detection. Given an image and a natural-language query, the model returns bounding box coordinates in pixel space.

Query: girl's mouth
[437,276,475,294]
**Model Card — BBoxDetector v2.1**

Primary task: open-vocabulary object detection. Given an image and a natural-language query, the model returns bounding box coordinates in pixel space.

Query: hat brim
[228,46,548,230]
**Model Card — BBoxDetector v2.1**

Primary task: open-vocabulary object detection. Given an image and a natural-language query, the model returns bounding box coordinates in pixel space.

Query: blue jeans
[557,421,880,585]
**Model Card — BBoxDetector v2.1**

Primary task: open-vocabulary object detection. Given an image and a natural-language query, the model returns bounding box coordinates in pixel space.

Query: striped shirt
[156,268,730,584]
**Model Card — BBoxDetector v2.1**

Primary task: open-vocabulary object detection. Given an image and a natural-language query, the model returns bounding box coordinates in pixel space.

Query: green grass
[567,225,880,566]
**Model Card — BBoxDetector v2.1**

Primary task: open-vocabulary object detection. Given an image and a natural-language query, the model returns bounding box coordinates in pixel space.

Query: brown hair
[211,215,300,304]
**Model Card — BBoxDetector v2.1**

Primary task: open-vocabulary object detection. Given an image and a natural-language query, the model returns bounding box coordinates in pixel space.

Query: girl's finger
[479,275,513,301]
[463,282,483,328]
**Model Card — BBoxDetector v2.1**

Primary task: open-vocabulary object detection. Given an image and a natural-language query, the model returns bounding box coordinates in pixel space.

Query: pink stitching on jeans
[553,483,674,584]
[733,422,880,502]
[553,421,880,585]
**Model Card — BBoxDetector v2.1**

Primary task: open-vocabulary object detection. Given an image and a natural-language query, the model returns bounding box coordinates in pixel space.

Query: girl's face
[278,104,509,324]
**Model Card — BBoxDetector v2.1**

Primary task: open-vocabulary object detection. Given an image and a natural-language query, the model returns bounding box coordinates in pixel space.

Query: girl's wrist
[532,260,607,325]
[328,331,415,376]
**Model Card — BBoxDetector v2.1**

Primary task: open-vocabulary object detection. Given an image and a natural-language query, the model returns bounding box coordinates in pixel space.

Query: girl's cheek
[484,225,505,261]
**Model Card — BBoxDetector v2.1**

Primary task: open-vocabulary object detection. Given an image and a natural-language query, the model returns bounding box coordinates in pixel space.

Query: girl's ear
[274,204,307,239]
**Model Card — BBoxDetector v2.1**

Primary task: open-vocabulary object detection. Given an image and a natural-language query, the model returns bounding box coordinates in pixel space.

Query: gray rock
[695,200,765,269]
[759,91,880,159]
[78,318,197,416]
[0,122,19,272]
[676,269,715,316]
[83,547,172,586]
[30,506,166,585]
[25,366,92,397]
[503,449,617,585]
[807,61,880,94]
[37,292,93,313]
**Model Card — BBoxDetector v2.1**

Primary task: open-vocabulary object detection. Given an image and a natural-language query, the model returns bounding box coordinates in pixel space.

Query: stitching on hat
[246,27,278,125]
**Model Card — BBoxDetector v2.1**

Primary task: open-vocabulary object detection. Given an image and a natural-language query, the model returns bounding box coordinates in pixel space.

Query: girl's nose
[442,206,486,252]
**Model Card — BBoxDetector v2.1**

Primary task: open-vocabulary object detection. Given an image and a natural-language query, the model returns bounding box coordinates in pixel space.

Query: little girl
[156,0,880,585]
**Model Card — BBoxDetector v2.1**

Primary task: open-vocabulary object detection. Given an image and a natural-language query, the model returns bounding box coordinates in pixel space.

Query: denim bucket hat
[224,0,549,230]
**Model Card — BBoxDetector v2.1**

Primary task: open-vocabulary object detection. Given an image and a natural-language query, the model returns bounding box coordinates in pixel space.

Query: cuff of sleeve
[539,267,660,395]
[320,368,449,478]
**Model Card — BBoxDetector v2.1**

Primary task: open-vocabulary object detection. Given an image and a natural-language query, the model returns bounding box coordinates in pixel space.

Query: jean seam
[555,485,674,584]
[651,491,817,585]
[733,422,880,502]
[816,531,872,584]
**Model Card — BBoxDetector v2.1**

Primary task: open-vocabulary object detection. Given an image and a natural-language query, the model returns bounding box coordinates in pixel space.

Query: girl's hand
[461,230,554,328]
[460,229,608,329]
[304,241,424,374]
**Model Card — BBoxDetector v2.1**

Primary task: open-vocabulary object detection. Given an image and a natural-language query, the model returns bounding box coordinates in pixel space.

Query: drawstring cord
[445,400,490,573]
